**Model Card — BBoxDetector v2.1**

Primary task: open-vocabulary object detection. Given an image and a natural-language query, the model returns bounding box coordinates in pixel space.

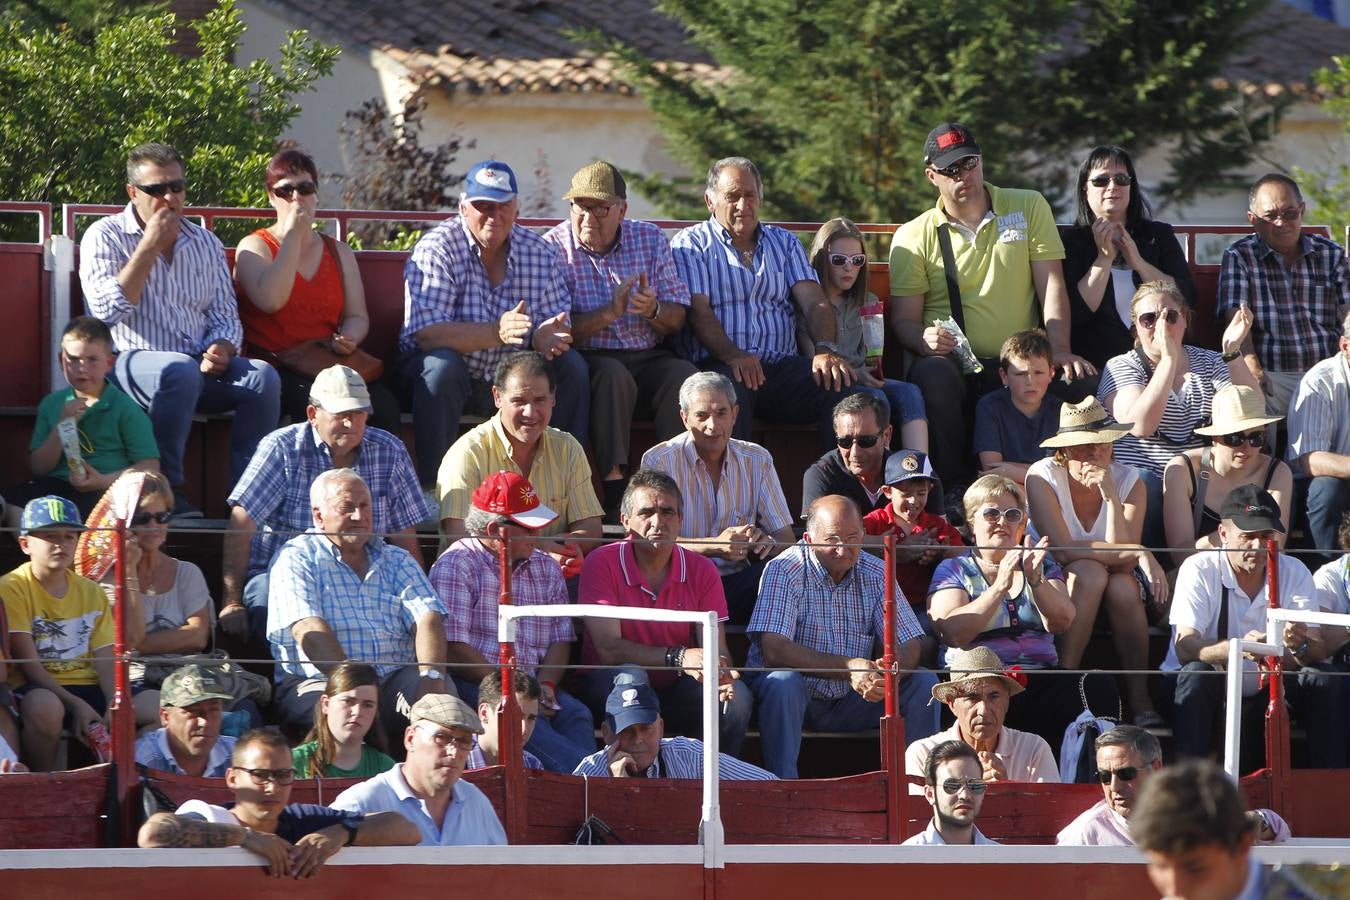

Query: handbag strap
[319,232,348,310]
[1193,445,1212,539]
[936,223,965,332]
[1218,583,1229,645]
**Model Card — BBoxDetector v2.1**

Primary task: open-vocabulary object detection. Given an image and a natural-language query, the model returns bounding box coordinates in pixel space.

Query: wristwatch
[1221,348,1241,362]
[419,668,444,681]
[814,340,841,356]
[340,819,359,846]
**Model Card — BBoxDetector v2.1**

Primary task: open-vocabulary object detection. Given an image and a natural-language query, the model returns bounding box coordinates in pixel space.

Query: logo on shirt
[996,211,1027,244]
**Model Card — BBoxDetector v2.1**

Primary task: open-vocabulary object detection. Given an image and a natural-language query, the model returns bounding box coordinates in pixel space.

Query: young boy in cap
[1,495,114,770]
[134,663,238,777]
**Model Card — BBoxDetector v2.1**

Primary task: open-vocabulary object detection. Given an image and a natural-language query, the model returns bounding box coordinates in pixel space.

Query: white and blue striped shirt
[79,204,242,354]
[573,735,777,780]
[1288,353,1350,464]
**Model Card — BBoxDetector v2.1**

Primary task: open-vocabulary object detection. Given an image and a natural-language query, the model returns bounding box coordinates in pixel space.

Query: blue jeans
[746,667,940,779]
[582,665,753,758]
[705,354,861,452]
[858,379,927,430]
[453,676,596,774]
[1135,466,1167,559]
[1299,476,1350,567]
[114,349,281,490]
[400,347,589,486]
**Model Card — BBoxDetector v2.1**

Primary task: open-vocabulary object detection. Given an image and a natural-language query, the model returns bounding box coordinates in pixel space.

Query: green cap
[159,664,234,708]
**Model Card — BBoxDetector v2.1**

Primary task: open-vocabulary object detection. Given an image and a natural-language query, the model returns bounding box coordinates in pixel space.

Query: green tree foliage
[1296,56,1350,230]
[0,0,161,41]
[0,0,337,217]
[589,0,1284,222]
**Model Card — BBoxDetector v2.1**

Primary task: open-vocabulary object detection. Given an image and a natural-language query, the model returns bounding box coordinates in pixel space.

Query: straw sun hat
[1193,384,1282,437]
[931,646,1027,705]
[1039,396,1133,449]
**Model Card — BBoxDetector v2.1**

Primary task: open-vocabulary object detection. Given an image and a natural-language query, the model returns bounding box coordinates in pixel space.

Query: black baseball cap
[1219,484,1284,534]
[924,123,981,169]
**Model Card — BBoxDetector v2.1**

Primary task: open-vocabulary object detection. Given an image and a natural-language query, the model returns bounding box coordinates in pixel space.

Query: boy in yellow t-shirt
[1,496,114,771]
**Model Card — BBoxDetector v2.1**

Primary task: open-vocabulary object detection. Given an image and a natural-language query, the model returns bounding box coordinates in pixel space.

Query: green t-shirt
[29,380,158,481]
[888,183,1064,358]
[291,741,396,778]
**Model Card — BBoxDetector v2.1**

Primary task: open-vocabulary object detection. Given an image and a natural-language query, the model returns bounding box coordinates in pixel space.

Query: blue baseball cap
[21,495,84,536]
[464,160,519,203]
[883,449,936,486]
[604,671,661,734]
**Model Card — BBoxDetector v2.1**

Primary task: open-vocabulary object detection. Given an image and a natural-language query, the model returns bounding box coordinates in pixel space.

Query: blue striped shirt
[572,736,777,780]
[229,423,429,579]
[748,542,924,701]
[80,204,242,353]
[1288,353,1350,462]
[670,218,817,363]
[400,217,571,381]
[266,532,446,679]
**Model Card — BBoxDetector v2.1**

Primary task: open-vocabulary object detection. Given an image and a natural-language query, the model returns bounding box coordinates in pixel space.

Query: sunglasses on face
[1220,430,1266,449]
[1095,766,1143,785]
[978,506,1025,525]
[1136,308,1181,330]
[836,432,883,450]
[271,181,317,200]
[1253,207,1303,225]
[932,156,980,179]
[940,778,987,795]
[131,510,172,526]
[135,180,186,197]
[1089,174,1133,188]
[829,253,867,268]
[234,766,296,785]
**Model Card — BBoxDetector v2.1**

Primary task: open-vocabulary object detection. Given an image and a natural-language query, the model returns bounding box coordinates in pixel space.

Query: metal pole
[697,610,723,871]
[1263,539,1290,793]
[493,526,524,843]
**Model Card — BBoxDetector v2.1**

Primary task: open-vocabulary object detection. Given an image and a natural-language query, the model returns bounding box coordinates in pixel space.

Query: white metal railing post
[46,231,76,396]
[497,603,725,869]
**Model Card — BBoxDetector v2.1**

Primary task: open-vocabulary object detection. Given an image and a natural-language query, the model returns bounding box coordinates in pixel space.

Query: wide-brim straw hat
[931,646,1027,704]
[1193,384,1282,437]
[1039,395,1133,448]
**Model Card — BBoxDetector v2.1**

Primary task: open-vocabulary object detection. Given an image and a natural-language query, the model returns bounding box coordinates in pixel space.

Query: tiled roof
[250,0,1350,97]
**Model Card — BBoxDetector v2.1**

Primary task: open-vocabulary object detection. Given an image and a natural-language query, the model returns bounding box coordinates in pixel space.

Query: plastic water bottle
[861,301,885,375]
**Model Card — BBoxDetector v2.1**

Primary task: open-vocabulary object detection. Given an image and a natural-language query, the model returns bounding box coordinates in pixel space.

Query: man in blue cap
[572,672,776,779]
[399,158,589,493]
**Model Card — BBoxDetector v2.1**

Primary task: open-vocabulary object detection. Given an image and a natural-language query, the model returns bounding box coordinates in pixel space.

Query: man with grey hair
[670,156,857,447]
[578,468,752,755]
[640,371,795,623]
[267,468,448,744]
[399,158,588,490]
[79,141,280,517]
[428,470,594,772]
[1288,310,1350,564]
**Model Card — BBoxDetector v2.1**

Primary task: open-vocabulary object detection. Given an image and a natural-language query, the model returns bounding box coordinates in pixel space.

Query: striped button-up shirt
[267,532,445,679]
[80,204,242,353]
[229,424,429,580]
[430,538,574,674]
[1216,232,1350,373]
[466,736,543,771]
[542,219,691,350]
[670,217,817,363]
[1288,352,1350,466]
[572,735,777,779]
[639,432,793,575]
[747,542,923,701]
[400,217,571,381]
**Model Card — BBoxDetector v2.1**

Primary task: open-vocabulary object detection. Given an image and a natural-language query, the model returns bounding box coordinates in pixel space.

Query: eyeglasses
[271,181,317,200]
[1252,206,1303,225]
[931,156,980,179]
[940,778,987,795]
[836,432,883,450]
[416,721,475,752]
[1095,766,1144,785]
[829,253,867,268]
[978,506,1025,525]
[572,201,616,219]
[234,766,296,785]
[1136,308,1181,330]
[1089,174,1133,188]
[135,180,186,197]
[1219,430,1266,449]
[131,510,172,526]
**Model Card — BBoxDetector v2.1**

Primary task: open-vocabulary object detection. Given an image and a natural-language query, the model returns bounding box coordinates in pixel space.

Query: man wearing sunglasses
[80,142,281,519]
[902,739,998,845]
[889,123,1093,487]
[139,728,420,876]
[1218,173,1350,418]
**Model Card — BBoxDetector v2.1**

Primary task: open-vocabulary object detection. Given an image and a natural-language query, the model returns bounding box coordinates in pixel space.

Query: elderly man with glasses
[888,123,1091,488]
[79,141,280,518]
[542,161,698,522]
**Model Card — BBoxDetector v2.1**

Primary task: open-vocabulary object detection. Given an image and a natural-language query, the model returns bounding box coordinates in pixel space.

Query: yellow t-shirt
[888,183,1064,358]
[2,563,114,687]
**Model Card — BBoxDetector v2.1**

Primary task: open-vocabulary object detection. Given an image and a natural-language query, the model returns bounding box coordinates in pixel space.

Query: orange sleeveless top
[236,228,344,353]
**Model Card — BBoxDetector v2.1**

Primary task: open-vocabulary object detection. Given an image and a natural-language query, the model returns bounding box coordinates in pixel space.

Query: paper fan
[75,470,148,582]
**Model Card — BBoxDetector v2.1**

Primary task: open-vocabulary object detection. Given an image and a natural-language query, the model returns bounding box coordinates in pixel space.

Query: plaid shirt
[670,217,817,363]
[542,219,690,350]
[430,538,574,674]
[747,542,923,701]
[229,424,429,579]
[466,735,543,771]
[267,533,445,679]
[1216,232,1350,372]
[80,204,242,354]
[400,217,571,381]
[572,735,777,779]
[639,432,793,575]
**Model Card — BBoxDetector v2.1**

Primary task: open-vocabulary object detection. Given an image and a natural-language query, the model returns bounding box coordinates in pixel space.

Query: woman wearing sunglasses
[929,475,1118,747]
[803,218,928,451]
[1162,384,1291,563]
[1062,146,1197,371]
[233,149,399,430]
[292,662,394,779]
